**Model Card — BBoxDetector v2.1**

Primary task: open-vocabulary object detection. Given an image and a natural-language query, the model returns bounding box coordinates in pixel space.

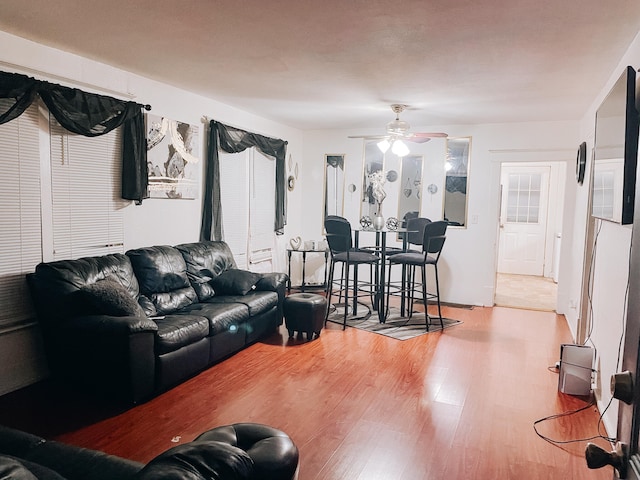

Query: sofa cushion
[78,279,147,317]
[134,441,253,480]
[179,303,250,335]
[175,241,237,301]
[127,246,198,315]
[206,291,278,317]
[154,315,210,355]
[211,269,262,296]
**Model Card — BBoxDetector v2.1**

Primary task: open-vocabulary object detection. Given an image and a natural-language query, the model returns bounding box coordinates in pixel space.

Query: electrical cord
[533,394,615,445]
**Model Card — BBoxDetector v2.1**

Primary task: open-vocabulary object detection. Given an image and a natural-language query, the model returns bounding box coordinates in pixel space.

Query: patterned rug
[327,305,462,340]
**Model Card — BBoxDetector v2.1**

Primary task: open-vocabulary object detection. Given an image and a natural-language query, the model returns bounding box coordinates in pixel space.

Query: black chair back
[325,217,353,254]
[422,221,448,255]
[406,217,432,246]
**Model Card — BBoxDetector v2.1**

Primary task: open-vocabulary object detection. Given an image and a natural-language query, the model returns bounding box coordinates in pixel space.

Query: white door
[498,165,550,275]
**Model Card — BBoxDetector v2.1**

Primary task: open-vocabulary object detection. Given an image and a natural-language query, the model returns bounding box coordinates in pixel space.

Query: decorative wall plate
[287,175,295,191]
[427,183,438,194]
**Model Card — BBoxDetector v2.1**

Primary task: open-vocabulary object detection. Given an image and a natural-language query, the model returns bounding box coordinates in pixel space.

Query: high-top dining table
[352,226,410,323]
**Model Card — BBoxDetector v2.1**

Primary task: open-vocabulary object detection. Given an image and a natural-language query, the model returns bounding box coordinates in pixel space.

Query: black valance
[0,71,149,203]
[200,120,287,241]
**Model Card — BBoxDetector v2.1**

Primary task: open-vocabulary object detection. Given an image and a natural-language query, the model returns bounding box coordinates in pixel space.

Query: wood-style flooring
[0,305,612,479]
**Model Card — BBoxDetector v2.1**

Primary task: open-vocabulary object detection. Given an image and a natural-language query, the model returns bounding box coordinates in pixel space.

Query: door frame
[491,157,567,308]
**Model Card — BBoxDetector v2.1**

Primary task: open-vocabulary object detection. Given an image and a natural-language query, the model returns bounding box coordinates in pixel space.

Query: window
[49,116,125,260]
[506,172,541,224]
[0,102,42,327]
[0,103,125,328]
[219,148,276,271]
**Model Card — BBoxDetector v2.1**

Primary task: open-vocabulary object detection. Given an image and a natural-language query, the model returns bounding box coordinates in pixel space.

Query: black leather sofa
[27,241,287,404]
[0,423,299,479]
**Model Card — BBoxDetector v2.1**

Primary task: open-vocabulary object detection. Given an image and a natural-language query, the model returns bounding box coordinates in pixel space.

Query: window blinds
[49,116,126,260]
[219,150,250,269]
[0,102,42,327]
[249,149,275,271]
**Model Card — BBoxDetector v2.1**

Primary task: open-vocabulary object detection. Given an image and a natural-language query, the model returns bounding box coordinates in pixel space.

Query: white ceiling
[1,0,640,131]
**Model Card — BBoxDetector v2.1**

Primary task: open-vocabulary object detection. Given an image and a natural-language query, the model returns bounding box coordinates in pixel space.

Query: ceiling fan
[349,104,447,156]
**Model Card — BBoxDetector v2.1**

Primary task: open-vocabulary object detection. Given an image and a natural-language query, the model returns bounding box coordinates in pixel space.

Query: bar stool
[385,221,447,330]
[324,217,380,329]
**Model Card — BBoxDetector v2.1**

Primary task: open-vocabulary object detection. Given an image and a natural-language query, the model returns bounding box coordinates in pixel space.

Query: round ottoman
[195,423,299,480]
[284,293,327,341]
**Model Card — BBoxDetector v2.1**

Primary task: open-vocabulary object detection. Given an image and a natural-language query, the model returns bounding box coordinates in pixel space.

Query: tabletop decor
[368,170,387,230]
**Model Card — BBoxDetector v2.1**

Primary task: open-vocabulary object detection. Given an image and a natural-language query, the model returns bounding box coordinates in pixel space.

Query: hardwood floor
[0,305,613,479]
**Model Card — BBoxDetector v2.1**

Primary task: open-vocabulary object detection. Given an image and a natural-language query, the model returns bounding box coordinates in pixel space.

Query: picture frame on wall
[146,114,200,199]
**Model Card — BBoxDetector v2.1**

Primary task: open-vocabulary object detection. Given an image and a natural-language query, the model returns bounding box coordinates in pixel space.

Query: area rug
[327,305,462,340]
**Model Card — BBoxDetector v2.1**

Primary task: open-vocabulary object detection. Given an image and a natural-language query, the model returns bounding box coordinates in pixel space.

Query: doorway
[495,162,565,311]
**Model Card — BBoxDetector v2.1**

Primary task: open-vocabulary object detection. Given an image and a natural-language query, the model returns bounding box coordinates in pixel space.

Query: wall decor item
[146,114,200,199]
[287,175,296,191]
[427,183,438,194]
[576,141,587,185]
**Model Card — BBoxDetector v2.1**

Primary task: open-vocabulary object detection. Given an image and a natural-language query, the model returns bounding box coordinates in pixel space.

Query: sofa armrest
[44,315,158,404]
[255,273,288,326]
[61,314,158,335]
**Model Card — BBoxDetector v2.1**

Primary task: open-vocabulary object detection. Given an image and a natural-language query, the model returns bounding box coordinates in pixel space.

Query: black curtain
[200,120,287,241]
[0,71,149,203]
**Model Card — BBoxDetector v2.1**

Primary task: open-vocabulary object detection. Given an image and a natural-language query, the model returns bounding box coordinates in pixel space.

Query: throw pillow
[211,269,261,296]
[78,279,147,317]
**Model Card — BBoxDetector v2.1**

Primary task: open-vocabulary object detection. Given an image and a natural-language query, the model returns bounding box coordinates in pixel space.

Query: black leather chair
[324,217,380,329]
[384,221,447,330]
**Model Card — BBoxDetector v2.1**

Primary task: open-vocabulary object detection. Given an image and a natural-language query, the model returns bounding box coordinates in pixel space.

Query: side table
[286,248,329,293]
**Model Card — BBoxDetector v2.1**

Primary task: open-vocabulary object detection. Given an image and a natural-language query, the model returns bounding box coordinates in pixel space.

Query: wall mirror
[324,154,345,227]
[443,137,471,227]
[361,142,384,219]
[361,142,423,228]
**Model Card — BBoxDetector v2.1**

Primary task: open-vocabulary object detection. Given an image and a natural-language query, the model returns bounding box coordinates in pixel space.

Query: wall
[302,122,578,307]
[0,30,304,395]
[562,29,640,435]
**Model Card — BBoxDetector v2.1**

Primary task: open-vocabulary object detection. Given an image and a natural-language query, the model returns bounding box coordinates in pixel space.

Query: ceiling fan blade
[347,135,388,140]
[410,132,448,138]
[406,137,431,144]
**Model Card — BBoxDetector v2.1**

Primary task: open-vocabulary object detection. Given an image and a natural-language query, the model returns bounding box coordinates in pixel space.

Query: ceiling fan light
[387,119,410,135]
[377,139,391,153]
[392,139,410,157]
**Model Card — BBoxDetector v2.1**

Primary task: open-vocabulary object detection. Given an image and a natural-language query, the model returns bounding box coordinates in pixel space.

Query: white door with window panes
[498,165,550,276]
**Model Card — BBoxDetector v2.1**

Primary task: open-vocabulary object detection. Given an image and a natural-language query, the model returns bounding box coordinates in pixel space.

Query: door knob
[611,371,635,404]
[585,442,628,478]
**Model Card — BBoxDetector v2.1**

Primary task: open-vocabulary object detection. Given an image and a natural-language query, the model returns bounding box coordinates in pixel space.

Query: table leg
[287,250,292,293]
[378,232,387,323]
[301,251,307,292]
